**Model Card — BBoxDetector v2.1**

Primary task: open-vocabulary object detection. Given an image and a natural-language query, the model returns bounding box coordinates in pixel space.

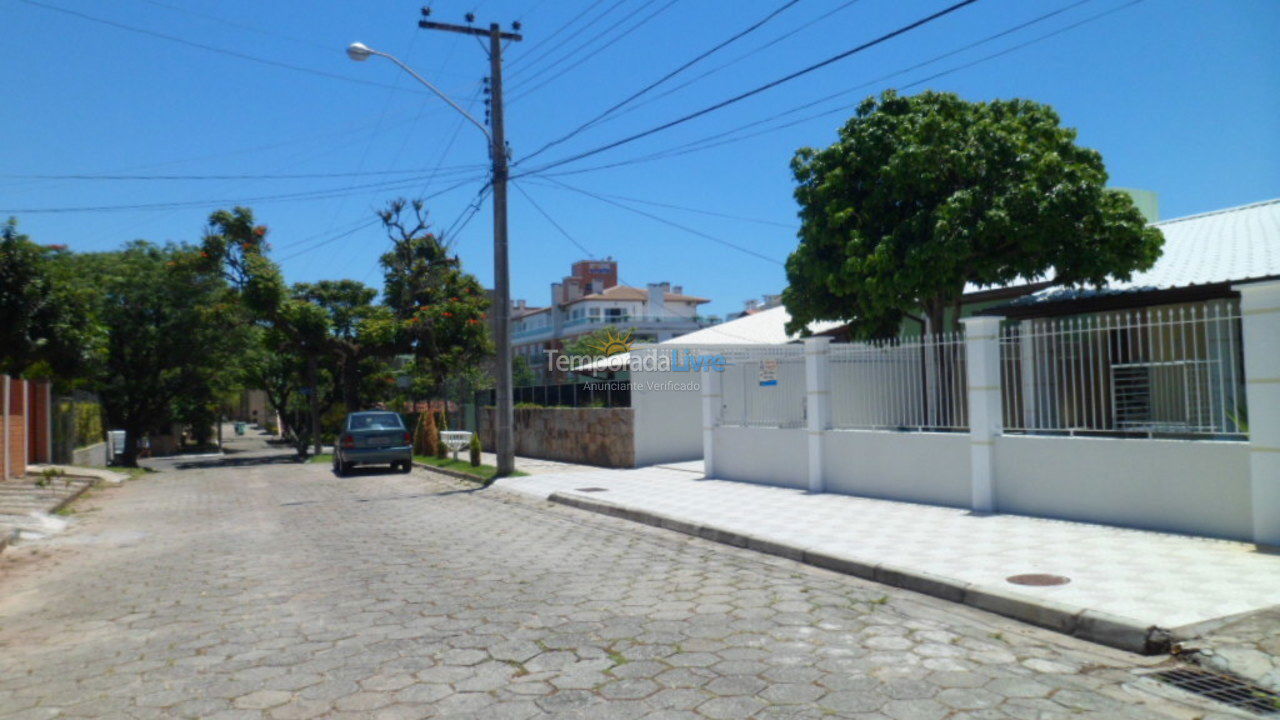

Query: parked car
[334,411,413,476]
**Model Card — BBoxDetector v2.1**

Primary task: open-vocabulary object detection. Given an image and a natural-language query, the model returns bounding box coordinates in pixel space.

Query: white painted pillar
[1237,280,1280,547]
[961,316,1004,513]
[804,337,832,493]
[700,365,722,478]
[1018,319,1038,430]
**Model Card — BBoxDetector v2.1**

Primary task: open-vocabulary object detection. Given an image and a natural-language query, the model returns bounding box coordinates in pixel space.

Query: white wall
[994,435,1252,540]
[822,430,971,507]
[631,366,704,466]
[712,426,808,488]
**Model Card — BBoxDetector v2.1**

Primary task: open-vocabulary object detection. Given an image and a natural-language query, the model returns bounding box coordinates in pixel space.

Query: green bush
[73,402,104,449]
[469,432,482,467]
[434,412,448,460]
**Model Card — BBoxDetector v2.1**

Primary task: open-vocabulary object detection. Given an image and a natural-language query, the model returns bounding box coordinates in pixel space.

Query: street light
[346,39,517,478]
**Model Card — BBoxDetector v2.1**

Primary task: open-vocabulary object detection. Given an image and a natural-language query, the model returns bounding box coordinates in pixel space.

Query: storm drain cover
[1155,667,1280,716]
[574,487,610,493]
[1006,573,1071,586]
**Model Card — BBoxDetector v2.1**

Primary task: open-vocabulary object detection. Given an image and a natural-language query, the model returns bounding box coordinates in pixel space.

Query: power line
[506,0,608,71]
[16,0,427,94]
[524,178,793,228]
[609,0,866,123]
[131,0,334,52]
[504,0,641,90]
[511,181,595,257]
[513,0,983,177]
[1,165,487,181]
[2,172,488,214]
[517,0,803,163]
[538,177,785,266]
[507,0,682,105]
[528,0,1118,180]
[276,219,383,262]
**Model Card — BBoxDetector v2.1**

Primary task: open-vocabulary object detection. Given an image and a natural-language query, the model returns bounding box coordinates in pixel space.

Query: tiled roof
[1018,197,1280,304]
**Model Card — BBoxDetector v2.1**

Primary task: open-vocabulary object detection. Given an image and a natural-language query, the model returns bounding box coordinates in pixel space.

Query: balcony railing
[514,314,713,340]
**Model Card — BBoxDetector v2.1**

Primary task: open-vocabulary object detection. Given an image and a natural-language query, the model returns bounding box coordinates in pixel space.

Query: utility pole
[418,12,522,477]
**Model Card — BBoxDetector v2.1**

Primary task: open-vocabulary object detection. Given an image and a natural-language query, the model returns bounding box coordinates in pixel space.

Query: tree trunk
[307,355,322,458]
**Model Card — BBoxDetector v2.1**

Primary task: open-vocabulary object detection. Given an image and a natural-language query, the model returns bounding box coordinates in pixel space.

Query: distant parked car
[334,411,412,476]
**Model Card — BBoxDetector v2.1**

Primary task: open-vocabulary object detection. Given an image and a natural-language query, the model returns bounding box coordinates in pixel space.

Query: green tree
[292,280,397,410]
[783,91,1164,338]
[0,218,100,378]
[91,241,244,466]
[378,199,491,398]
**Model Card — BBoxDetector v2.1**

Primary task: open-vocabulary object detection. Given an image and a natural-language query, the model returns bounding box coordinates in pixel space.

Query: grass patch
[310,453,524,482]
[97,465,153,480]
[413,455,526,482]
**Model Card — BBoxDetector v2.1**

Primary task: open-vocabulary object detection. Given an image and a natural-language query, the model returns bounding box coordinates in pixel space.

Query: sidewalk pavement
[0,465,124,548]
[494,464,1280,655]
[477,451,597,475]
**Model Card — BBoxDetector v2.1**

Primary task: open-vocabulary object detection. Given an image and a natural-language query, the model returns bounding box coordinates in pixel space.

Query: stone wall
[479,407,635,468]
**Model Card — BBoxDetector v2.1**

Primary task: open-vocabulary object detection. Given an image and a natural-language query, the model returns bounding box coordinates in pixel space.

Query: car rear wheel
[397,461,412,474]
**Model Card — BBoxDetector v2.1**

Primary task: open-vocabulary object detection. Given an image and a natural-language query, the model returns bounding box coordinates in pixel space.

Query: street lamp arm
[355,45,491,143]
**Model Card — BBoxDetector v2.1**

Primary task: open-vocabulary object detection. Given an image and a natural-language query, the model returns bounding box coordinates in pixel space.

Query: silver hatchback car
[334,411,413,476]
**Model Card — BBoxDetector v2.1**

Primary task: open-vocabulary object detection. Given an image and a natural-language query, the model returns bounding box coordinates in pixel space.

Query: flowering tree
[378,199,491,401]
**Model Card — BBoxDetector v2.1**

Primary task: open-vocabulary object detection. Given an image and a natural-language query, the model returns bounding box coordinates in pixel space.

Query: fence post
[804,337,831,493]
[1236,279,1280,547]
[960,316,1003,513]
[701,365,722,477]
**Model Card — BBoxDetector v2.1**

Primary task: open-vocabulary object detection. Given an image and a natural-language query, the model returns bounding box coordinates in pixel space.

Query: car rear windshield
[348,413,404,430]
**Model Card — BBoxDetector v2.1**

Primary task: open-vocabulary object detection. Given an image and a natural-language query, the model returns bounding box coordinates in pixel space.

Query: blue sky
[4,0,1278,318]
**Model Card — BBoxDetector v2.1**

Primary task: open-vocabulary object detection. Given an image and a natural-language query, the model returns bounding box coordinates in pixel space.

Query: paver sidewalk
[495,465,1280,653]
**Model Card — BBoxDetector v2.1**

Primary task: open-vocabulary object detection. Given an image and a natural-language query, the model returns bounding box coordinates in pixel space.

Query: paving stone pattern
[0,458,1238,719]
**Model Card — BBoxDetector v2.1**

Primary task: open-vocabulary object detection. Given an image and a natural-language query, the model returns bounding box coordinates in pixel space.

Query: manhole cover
[574,487,609,493]
[1006,573,1070,586]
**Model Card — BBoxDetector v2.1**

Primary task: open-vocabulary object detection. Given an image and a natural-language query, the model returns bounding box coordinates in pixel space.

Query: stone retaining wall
[479,407,635,468]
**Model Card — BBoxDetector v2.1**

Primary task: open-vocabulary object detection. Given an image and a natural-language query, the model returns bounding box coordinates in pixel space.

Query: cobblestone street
[0,453,1237,719]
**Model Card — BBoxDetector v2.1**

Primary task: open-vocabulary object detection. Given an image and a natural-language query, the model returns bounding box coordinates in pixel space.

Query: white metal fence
[1000,301,1245,438]
[717,345,807,429]
[830,333,968,432]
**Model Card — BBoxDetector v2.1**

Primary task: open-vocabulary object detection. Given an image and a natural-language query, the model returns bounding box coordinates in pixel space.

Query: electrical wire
[537,177,785,266]
[1,166,487,181]
[608,0,866,123]
[16,0,428,94]
[2,172,488,214]
[505,0,630,81]
[517,0,803,162]
[506,0,608,70]
[511,181,596,257]
[512,0,983,177]
[523,178,792,228]
[506,0,682,103]
[527,0,1121,180]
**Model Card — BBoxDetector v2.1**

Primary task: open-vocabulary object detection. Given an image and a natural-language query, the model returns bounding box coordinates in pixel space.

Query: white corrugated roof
[580,306,842,371]
[1023,197,1280,304]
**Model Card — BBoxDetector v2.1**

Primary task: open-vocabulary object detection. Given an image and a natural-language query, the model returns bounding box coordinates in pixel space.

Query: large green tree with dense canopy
[783,90,1164,338]
[0,218,101,378]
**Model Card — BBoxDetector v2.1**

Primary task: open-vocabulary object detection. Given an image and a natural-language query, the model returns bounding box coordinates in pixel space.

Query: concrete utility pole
[416,13,522,477]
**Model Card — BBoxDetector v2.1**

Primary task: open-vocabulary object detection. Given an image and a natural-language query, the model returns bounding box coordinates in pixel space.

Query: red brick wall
[28,380,50,464]
[4,377,28,478]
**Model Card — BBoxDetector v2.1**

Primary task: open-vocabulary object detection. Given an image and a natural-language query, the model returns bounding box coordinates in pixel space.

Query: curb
[547,491,1170,656]
[412,461,487,485]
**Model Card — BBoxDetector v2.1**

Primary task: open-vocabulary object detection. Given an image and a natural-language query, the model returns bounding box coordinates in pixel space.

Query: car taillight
[403,432,412,444]
[341,435,355,448]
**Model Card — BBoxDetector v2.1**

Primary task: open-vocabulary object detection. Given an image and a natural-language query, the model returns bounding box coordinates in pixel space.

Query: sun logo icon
[586,327,634,357]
